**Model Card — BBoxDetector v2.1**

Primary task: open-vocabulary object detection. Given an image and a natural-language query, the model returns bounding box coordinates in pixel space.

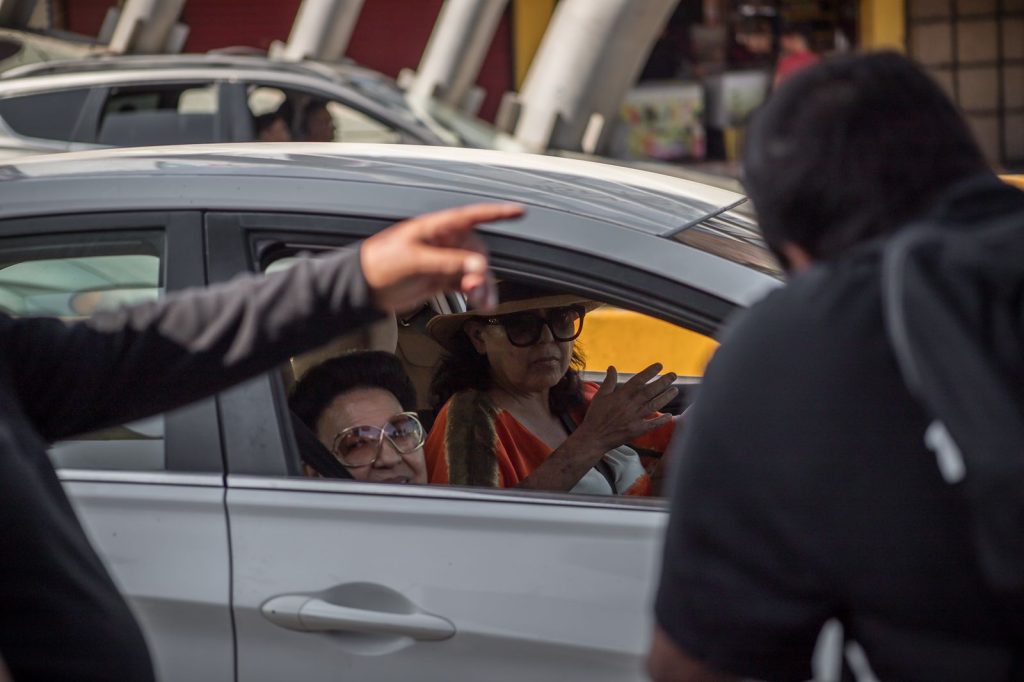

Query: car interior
[270,253,714,498]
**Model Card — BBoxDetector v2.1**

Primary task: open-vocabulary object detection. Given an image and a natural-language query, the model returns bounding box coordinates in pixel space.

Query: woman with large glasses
[424,282,679,496]
[289,351,427,484]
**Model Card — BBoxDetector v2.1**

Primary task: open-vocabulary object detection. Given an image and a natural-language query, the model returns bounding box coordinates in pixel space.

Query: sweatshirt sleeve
[2,245,384,442]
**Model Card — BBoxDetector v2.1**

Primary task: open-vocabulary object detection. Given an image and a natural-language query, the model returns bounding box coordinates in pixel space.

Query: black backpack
[881,211,1024,595]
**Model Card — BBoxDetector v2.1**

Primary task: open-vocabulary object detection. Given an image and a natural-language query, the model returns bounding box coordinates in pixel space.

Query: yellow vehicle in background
[584,174,1024,380]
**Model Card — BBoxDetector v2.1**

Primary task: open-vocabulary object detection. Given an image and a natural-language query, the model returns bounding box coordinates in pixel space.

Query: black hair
[779,23,813,46]
[743,51,990,264]
[301,99,329,132]
[289,351,417,434]
[430,328,587,415]
[254,111,285,137]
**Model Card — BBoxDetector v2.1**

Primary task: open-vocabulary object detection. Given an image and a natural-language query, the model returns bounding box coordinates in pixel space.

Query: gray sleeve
[4,245,383,441]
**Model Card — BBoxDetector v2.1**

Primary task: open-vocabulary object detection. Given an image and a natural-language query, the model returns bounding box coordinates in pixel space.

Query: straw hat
[426,281,601,351]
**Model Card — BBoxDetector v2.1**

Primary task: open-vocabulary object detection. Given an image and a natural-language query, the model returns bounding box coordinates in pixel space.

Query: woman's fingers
[633,413,673,435]
[646,385,679,414]
[623,363,663,389]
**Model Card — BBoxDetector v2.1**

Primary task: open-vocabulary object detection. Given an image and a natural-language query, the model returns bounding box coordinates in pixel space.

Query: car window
[0,88,89,141]
[264,250,691,500]
[245,84,404,144]
[96,82,219,146]
[578,305,714,413]
[0,231,167,471]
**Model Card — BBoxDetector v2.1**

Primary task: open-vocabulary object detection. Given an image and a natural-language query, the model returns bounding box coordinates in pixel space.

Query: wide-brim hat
[426,281,602,351]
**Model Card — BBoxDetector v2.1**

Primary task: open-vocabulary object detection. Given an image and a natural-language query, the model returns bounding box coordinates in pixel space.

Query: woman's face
[314,388,427,484]
[467,307,575,396]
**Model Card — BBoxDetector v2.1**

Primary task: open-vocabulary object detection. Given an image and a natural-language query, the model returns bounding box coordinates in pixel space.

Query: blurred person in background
[302,99,336,142]
[648,52,1024,681]
[255,111,292,142]
[772,24,819,88]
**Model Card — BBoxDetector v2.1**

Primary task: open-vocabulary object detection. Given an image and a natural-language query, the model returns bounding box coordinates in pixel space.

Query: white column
[108,0,189,54]
[510,0,679,153]
[280,0,366,63]
[407,0,508,112]
[0,0,38,28]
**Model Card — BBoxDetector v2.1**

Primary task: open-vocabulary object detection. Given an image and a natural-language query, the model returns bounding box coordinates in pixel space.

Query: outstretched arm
[5,203,522,442]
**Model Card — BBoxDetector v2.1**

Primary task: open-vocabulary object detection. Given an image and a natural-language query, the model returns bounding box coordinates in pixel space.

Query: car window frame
[205,210,738,509]
[233,77,433,145]
[0,210,223,475]
[75,79,226,146]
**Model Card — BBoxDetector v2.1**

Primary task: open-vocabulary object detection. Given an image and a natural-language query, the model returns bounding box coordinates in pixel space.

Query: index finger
[417,203,525,245]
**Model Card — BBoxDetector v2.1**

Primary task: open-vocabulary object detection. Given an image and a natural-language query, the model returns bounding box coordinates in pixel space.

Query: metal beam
[107,0,189,55]
[279,0,365,63]
[508,0,679,153]
[407,0,508,112]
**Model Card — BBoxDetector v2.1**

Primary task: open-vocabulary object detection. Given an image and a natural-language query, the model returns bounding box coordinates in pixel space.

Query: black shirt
[655,178,1024,681]
[0,247,380,680]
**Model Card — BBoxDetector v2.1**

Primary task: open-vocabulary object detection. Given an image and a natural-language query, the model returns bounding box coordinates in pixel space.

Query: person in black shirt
[0,203,521,681]
[648,53,1024,680]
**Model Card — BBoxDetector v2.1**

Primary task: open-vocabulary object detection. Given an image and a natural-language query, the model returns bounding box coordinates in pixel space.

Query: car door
[206,211,732,681]
[0,211,233,682]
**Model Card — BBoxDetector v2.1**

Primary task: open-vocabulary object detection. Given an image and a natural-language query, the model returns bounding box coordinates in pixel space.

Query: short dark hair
[429,330,586,415]
[301,99,329,131]
[254,111,284,136]
[289,351,417,433]
[743,52,990,263]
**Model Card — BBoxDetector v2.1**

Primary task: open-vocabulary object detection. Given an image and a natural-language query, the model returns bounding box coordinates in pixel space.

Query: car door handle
[262,595,455,641]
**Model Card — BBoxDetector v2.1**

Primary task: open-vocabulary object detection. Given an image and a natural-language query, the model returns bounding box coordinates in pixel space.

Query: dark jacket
[0,247,380,680]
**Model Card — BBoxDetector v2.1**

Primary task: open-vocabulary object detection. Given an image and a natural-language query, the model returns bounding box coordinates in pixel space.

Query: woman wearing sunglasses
[424,282,678,496]
[289,351,428,484]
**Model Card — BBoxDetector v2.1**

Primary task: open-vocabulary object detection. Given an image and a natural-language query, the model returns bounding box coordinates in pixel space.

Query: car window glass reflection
[0,233,166,471]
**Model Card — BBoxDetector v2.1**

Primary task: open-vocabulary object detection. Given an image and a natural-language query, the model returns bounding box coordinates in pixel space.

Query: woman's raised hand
[577,363,678,452]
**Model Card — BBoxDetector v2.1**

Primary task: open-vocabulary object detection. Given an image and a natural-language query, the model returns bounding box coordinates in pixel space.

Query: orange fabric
[425,382,675,495]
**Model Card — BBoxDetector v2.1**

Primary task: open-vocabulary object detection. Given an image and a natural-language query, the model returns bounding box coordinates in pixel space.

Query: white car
[0,144,778,681]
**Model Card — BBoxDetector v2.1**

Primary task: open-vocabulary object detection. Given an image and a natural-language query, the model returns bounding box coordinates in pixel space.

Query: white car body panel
[228,477,667,681]
[60,472,233,682]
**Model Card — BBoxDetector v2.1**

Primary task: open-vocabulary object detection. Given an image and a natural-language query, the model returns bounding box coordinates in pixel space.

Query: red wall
[61,0,513,121]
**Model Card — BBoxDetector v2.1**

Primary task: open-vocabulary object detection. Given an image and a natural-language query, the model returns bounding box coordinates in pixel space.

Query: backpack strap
[880,221,1024,596]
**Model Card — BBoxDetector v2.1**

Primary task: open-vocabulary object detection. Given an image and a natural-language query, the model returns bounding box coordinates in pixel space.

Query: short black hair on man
[254,111,288,139]
[289,351,417,433]
[743,51,990,264]
[301,99,329,132]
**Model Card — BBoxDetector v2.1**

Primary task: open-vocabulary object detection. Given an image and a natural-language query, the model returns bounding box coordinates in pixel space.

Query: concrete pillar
[407,0,508,112]
[507,0,679,154]
[280,0,365,63]
[108,0,189,54]
[0,0,38,28]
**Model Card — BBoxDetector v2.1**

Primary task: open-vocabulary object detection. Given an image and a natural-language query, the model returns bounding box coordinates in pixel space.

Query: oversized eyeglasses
[330,412,425,469]
[486,305,585,347]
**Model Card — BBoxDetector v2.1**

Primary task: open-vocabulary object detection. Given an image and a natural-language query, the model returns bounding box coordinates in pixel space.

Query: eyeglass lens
[333,413,424,467]
[502,307,583,347]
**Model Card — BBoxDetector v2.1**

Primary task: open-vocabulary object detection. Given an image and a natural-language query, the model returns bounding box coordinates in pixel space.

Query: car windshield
[346,74,528,152]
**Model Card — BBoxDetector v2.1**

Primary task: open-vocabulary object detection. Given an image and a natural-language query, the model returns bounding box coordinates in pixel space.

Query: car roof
[0,143,746,234]
[0,53,368,85]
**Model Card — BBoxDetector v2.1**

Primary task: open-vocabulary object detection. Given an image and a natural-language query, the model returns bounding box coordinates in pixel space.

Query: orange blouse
[425,382,676,496]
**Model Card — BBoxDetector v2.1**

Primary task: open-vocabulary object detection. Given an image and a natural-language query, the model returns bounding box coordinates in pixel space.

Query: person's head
[289,351,426,484]
[428,282,591,412]
[779,24,813,55]
[302,100,336,142]
[743,51,991,271]
[255,112,292,142]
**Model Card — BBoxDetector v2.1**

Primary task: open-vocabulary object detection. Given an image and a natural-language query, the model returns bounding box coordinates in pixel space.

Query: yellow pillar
[512,0,556,89]
[859,0,906,51]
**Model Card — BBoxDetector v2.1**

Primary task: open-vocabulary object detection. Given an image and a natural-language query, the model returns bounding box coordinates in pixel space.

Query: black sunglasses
[485,305,586,347]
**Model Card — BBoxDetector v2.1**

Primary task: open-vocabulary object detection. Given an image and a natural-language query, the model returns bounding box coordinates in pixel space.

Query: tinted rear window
[0,89,88,141]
